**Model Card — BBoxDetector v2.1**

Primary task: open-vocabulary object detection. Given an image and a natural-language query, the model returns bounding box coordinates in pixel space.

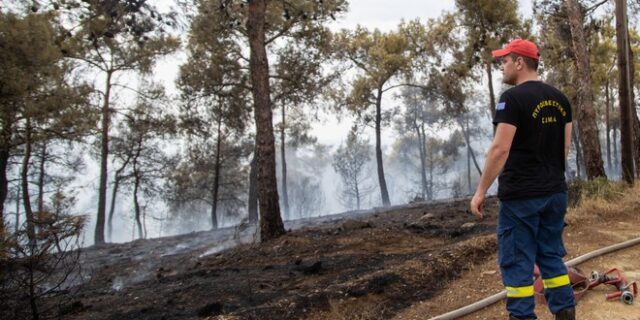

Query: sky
[330,0,456,31]
[330,0,534,32]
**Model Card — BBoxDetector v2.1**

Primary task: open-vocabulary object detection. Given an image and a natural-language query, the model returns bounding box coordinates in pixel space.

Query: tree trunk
[247,0,285,242]
[280,101,289,220]
[456,116,482,175]
[15,184,20,234]
[29,260,39,320]
[108,158,129,242]
[420,120,433,200]
[107,175,120,242]
[467,118,472,194]
[613,122,619,173]
[354,175,361,210]
[413,92,428,200]
[143,209,148,240]
[486,61,497,119]
[375,87,391,207]
[0,147,8,232]
[414,117,427,199]
[95,70,114,245]
[248,150,258,223]
[132,140,143,239]
[566,0,607,180]
[614,0,635,183]
[428,144,434,200]
[0,112,13,231]
[133,171,143,239]
[633,106,640,179]
[22,117,36,248]
[572,124,583,179]
[627,36,640,178]
[211,114,223,230]
[37,143,46,217]
[605,79,612,172]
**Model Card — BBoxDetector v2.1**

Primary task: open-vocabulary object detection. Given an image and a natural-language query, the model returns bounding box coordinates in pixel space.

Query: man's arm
[564,122,572,161]
[470,123,517,219]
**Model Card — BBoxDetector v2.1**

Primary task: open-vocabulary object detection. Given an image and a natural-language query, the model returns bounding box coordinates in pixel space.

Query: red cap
[491,39,540,61]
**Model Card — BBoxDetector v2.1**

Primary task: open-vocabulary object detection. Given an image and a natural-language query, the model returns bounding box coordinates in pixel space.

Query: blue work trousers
[498,191,575,319]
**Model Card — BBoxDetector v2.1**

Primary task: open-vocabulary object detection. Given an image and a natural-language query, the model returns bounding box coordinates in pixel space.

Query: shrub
[0,212,85,320]
[567,177,626,207]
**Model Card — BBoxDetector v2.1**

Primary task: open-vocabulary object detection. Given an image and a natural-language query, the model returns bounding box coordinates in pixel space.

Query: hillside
[38,184,640,320]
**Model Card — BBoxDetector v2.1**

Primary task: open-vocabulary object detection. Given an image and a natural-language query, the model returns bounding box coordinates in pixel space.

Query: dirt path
[394,206,640,320]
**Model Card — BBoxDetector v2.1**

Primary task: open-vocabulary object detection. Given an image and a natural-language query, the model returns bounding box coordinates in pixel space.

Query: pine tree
[332,126,373,210]
[58,0,179,244]
[187,0,346,240]
[334,26,414,207]
[0,12,93,242]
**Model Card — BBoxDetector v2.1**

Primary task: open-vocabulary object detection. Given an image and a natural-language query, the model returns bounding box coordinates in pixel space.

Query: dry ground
[395,183,640,320]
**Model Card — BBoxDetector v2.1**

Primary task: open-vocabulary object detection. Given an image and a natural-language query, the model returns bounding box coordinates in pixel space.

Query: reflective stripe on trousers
[498,191,575,319]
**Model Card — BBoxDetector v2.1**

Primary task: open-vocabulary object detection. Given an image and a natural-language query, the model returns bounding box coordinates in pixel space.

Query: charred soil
[46,197,501,320]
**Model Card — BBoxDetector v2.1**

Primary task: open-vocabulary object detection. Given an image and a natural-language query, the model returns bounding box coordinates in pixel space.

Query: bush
[567,177,627,207]
[0,212,85,320]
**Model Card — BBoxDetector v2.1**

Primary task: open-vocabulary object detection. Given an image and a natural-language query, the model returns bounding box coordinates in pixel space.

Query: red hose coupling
[605,282,637,305]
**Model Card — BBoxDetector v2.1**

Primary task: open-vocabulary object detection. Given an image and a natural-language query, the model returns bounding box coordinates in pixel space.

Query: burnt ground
[43,197,501,320]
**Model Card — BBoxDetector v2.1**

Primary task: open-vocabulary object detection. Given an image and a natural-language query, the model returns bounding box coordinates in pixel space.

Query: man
[470,39,576,320]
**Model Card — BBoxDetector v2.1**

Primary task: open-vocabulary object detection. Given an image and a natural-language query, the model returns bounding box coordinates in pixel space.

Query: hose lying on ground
[428,236,640,320]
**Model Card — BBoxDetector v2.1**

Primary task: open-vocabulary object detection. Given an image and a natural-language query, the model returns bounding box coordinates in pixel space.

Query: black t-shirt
[493,81,572,200]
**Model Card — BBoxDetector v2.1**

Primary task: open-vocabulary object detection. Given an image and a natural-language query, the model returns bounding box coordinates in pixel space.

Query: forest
[1,0,640,318]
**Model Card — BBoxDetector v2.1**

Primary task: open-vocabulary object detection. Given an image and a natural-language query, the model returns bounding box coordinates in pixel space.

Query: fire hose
[586,268,638,304]
[428,236,640,320]
[533,265,638,305]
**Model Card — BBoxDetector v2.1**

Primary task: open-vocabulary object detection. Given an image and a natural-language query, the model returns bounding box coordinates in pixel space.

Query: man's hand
[470,193,485,220]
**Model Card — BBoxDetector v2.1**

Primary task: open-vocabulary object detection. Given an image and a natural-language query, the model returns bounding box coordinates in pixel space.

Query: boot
[553,307,576,320]
[509,315,537,320]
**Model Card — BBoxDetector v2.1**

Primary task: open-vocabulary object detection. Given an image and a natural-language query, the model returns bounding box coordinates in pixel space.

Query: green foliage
[455,0,525,64]
[0,11,95,232]
[335,26,413,101]
[568,177,627,206]
[534,0,588,95]
[0,12,59,99]
[52,0,180,244]
[0,12,92,128]
[56,0,179,51]
[176,19,253,227]
[182,0,343,138]
[112,98,178,193]
[54,0,181,77]
[167,136,252,222]
[194,0,347,38]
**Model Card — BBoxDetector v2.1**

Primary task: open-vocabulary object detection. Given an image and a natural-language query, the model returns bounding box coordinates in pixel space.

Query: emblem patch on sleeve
[496,102,506,111]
